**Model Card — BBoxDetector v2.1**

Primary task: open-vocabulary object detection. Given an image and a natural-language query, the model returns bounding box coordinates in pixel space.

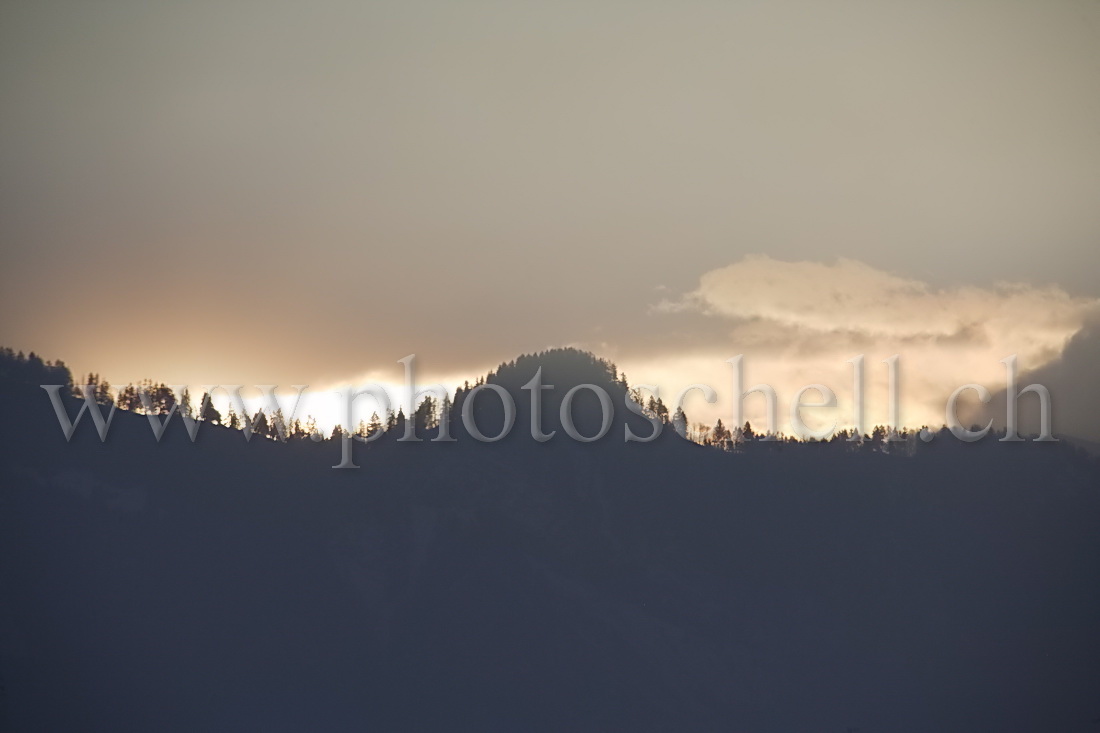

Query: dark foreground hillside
[1,360,1099,732]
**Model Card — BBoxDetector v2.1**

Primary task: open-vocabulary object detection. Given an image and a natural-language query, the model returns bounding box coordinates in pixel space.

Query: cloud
[610,256,1100,434]
[661,255,1097,349]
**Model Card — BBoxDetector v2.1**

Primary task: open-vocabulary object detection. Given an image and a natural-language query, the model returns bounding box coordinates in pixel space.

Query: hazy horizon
[3,0,1098,434]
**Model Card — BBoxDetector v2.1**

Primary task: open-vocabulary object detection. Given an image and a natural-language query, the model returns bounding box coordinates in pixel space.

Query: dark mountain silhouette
[973,321,1100,446]
[1,348,1099,732]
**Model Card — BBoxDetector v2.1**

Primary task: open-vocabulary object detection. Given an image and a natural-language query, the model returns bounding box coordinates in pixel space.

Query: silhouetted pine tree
[200,393,221,424]
[251,411,270,439]
[712,419,732,451]
[367,412,383,438]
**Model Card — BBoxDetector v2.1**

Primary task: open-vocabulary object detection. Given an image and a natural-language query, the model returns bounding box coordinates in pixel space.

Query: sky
[2,0,1099,433]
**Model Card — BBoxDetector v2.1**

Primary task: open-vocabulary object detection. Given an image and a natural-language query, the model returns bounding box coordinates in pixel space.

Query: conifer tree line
[0,344,1000,452]
[0,347,73,388]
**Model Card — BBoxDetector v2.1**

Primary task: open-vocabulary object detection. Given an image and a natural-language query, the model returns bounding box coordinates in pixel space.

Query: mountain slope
[2,353,1099,732]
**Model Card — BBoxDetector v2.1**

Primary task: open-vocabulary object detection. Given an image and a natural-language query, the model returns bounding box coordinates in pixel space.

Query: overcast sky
[2,0,1098,431]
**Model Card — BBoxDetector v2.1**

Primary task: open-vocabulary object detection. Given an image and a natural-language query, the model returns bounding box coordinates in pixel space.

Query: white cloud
[626,256,1100,434]
[663,255,1095,347]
